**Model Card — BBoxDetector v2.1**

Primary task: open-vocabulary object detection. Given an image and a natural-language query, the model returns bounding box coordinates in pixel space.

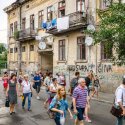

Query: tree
[0,43,7,69]
[90,1,125,65]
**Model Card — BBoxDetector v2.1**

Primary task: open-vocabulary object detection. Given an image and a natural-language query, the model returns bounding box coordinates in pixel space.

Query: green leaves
[92,3,125,65]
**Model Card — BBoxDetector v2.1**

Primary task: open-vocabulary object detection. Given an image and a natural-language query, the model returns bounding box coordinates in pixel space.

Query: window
[10,23,13,36]
[101,42,112,60]
[47,6,53,21]
[22,18,26,30]
[22,46,26,52]
[14,21,18,32]
[76,0,85,12]
[58,0,65,17]
[30,14,35,30]
[38,10,44,28]
[77,37,86,60]
[100,0,111,9]
[59,40,65,61]
[10,48,13,53]
[14,47,18,53]
[30,45,34,51]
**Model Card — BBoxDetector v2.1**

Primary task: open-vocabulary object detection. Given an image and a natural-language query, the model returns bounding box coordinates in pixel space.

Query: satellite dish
[87,24,95,32]
[85,37,93,46]
[39,42,46,50]
[46,36,53,45]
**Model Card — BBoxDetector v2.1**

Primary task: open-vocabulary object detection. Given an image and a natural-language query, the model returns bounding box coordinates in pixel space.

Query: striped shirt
[73,85,88,108]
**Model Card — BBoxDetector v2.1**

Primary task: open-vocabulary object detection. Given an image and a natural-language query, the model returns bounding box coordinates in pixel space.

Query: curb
[92,98,112,104]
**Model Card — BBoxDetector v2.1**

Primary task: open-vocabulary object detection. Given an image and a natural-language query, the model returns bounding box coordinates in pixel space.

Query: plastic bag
[60,114,65,125]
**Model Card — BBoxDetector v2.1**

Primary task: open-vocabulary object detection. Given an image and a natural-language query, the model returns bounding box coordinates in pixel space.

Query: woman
[49,86,73,125]
[6,74,18,115]
[91,75,101,99]
[21,74,32,111]
[2,72,9,92]
[49,78,58,104]
[115,76,125,125]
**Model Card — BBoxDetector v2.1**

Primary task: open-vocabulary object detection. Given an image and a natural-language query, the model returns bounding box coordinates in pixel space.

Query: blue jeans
[22,92,31,110]
[116,117,125,125]
[54,116,61,125]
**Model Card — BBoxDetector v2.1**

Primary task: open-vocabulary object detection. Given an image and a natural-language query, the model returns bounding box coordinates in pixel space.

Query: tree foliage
[90,2,125,65]
[0,43,7,69]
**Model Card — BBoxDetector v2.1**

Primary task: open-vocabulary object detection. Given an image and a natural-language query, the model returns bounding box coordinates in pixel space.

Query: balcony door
[30,14,35,31]
[76,0,85,12]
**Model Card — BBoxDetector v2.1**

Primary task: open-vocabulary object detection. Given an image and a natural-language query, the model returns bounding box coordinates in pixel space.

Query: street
[0,81,117,125]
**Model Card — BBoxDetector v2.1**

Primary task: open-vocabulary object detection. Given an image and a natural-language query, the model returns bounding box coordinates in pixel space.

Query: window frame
[30,14,35,30]
[22,46,26,52]
[10,48,13,53]
[30,45,34,51]
[22,18,26,30]
[58,0,66,18]
[38,10,44,28]
[77,36,86,60]
[10,23,13,36]
[47,6,53,21]
[76,0,85,12]
[101,42,112,60]
[14,47,18,53]
[58,39,66,61]
[14,21,18,32]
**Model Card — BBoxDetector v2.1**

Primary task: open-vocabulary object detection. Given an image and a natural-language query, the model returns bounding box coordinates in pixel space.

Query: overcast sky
[0,0,16,43]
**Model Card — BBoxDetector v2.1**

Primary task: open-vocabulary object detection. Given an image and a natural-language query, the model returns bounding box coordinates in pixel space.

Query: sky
[0,0,16,44]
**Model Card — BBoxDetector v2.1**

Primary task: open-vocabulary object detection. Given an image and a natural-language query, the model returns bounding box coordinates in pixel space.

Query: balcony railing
[18,28,36,41]
[47,11,87,35]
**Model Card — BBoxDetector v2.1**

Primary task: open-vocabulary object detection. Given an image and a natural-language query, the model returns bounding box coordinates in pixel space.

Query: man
[72,78,88,125]
[33,71,41,100]
[70,72,80,110]
[115,76,125,125]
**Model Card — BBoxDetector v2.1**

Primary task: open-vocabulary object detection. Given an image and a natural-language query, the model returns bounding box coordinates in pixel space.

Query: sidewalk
[41,86,114,104]
[92,92,114,104]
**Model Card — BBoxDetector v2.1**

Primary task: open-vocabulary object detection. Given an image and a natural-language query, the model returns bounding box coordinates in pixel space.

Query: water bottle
[73,114,77,119]
[60,114,65,125]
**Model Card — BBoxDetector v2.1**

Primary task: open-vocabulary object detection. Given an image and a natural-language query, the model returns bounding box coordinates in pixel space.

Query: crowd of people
[1,70,125,125]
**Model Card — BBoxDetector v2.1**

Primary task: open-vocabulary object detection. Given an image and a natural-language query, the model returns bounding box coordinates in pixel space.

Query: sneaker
[37,96,40,100]
[83,115,86,119]
[85,117,92,123]
[28,109,32,111]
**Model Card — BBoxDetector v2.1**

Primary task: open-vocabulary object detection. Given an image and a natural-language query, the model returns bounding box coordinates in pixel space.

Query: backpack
[70,78,78,88]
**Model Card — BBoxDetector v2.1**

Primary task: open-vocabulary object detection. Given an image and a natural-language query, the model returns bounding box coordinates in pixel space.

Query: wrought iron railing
[19,28,36,39]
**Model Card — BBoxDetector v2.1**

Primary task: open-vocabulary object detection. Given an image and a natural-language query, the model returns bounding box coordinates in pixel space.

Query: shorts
[76,107,85,121]
[94,86,98,92]
[36,86,41,93]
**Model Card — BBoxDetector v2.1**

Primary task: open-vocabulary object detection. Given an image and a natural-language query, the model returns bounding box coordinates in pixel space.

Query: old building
[4,0,125,93]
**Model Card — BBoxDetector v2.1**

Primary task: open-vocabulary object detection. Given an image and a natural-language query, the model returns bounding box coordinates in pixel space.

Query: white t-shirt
[22,80,31,94]
[50,83,58,91]
[115,85,125,106]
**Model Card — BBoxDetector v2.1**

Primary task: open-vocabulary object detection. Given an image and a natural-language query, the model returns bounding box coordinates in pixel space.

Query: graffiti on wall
[67,64,112,73]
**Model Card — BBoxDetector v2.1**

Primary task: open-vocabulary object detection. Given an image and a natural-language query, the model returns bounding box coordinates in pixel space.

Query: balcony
[18,28,36,41]
[46,11,87,35]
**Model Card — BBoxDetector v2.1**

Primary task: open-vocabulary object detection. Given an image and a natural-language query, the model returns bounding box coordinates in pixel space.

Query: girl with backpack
[49,86,73,125]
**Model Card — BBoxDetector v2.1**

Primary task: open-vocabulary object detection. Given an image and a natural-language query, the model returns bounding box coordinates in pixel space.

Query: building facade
[4,0,125,93]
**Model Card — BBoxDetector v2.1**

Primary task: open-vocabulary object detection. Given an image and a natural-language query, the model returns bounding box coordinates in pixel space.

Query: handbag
[5,97,10,107]
[110,105,123,117]
[110,88,123,117]
[32,84,36,89]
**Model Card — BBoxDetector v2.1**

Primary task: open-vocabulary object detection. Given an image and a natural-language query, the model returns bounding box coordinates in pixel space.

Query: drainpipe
[17,4,22,76]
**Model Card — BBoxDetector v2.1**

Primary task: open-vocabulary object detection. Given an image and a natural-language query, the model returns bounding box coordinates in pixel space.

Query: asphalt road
[0,81,121,125]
